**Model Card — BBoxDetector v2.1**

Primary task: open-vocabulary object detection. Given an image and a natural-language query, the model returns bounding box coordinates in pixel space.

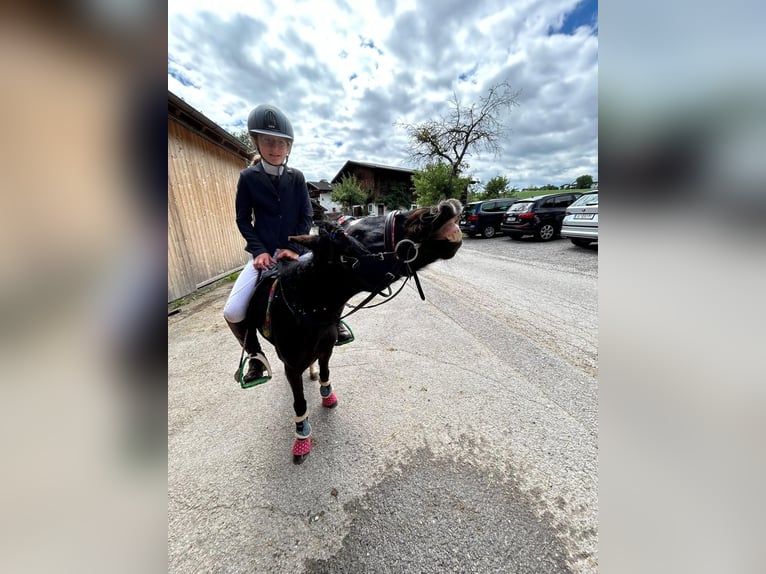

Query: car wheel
[482,225,496,238]
[571,238,592,247]
[536,223,555,241]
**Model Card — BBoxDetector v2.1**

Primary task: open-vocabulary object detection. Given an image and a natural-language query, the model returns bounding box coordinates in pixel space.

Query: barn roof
[331,160,415,183]
[168,91,250,161]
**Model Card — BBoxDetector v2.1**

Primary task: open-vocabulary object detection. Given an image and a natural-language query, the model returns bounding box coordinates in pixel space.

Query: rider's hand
[253,252,275,271]
[275,248,299,262]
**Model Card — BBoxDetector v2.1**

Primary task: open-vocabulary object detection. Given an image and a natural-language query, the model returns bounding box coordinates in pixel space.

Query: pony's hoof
[292,438,311,464]
[321,393,338,408]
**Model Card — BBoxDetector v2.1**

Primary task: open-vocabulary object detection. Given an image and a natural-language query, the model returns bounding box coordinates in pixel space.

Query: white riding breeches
[222,257,261,323]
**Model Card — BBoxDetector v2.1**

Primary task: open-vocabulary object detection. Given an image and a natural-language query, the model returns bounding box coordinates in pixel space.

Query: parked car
[500,192,582,241]
[336,215,358,226]
[459,197,518,238]
[561,190,598,247]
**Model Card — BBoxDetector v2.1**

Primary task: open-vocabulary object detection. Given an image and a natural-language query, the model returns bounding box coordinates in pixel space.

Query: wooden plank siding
[167,117,250,302]
[331,160,415,209]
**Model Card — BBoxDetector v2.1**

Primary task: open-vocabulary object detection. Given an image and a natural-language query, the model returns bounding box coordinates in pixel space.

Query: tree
[331,174,368,213]
[411,163,471,206]
[233,129,256,155]
[379,182,413,211]
[483,175,511,199]
[397,80,520,203]
[575,175,594,189]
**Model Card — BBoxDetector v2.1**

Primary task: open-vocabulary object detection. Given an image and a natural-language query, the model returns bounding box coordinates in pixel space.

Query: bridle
[338,210,426,319]
[268,212,422,327]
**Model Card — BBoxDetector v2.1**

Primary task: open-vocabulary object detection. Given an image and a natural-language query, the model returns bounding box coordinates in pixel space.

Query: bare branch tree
[397,81,521,182]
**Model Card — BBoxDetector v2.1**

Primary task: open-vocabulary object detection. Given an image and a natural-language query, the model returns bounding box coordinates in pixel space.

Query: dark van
[458,197,518,238]
[500,192,582,241]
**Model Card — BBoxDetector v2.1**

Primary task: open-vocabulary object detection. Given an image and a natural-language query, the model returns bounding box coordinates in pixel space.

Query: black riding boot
[226,319,267,383]
[335,320,354,346]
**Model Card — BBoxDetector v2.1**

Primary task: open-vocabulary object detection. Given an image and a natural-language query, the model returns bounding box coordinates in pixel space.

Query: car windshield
[508,202,533,213]
[570,193,598,207]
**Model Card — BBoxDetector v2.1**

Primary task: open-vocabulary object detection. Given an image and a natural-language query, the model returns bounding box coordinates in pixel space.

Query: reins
[340,263,425,318]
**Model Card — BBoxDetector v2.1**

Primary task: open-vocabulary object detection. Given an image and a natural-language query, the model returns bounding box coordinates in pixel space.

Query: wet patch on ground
[304,446,572,573]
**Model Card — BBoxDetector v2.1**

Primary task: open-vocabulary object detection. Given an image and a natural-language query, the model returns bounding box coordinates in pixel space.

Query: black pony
[244,198,463,463]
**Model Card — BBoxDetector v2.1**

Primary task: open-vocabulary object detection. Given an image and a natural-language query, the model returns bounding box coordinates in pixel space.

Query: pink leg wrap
[321,392,338,408]
[292,438,311,457]
[320,381,337,408]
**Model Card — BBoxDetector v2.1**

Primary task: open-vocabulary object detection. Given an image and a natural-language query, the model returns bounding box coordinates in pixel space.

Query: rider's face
[258,135,291,165]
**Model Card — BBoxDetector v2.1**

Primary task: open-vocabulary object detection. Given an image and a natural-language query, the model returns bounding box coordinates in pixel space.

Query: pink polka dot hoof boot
[292,412,311,464]
[320,381,338,408]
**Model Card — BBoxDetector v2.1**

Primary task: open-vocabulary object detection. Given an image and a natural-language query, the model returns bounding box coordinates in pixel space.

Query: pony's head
[343,198,463,271]
[402,198,463,267]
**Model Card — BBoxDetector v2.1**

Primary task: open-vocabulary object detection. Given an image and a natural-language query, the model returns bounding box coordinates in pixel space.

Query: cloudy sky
[168,0,597,189]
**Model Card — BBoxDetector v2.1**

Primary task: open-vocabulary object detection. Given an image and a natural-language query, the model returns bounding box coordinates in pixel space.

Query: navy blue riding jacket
[234,163,313,258]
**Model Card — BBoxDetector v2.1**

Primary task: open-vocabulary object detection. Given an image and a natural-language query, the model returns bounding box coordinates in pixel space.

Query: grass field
[467,188,594,202]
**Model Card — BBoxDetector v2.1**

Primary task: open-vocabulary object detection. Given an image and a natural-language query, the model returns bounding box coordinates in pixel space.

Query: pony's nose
[435,221,462,242]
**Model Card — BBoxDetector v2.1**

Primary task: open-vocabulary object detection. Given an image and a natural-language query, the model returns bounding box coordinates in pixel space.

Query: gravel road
[168,235,598,573]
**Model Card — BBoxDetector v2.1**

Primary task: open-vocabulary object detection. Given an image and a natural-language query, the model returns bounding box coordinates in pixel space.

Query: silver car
[560,191,598,247]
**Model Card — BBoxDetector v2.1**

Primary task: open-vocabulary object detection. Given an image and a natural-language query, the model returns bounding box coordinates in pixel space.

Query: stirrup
[334,320,355,347]
[238,352,272,389]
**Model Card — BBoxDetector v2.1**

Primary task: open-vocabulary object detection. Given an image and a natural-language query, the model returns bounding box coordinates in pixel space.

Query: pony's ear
[289,221,338,247]
[291,220,371,258]
[316,220,343,236]
[287,233,319,248]
[430,198,462,231]
[316,220,370,253]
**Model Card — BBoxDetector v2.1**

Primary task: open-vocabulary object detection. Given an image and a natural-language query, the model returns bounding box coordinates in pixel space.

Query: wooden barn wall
[168,119,249,302]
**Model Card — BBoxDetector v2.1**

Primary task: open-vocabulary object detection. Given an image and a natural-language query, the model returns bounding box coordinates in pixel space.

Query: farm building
[167,91,251,302]
[307,180,337,220]
[331,160,416,217]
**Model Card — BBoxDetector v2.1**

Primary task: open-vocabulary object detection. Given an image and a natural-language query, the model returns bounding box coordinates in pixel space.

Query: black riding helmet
[247,104,294,140]
[247,104,294,168]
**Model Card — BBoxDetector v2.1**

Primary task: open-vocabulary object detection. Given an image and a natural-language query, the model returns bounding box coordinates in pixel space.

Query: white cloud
[168,0,597,187]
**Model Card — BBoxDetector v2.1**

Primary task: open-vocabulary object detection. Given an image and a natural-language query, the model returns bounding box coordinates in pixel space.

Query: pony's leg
[308,361,319,381]
[317,353,338,408]
[285,366,311,464]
